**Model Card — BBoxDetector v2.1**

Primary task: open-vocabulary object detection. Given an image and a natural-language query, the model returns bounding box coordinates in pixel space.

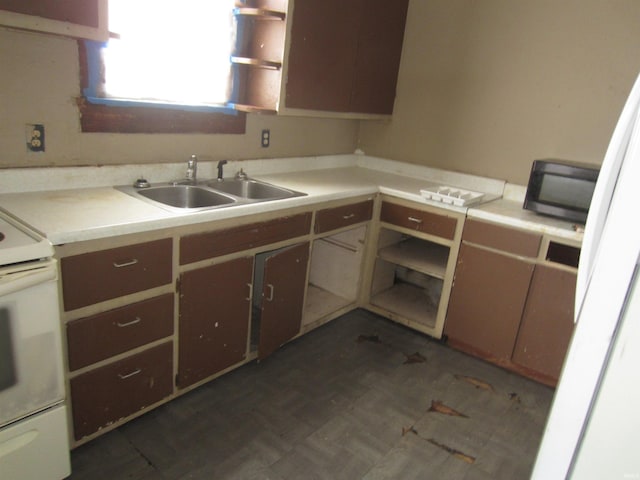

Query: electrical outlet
[26,124,45,152]
[261,129,270,148]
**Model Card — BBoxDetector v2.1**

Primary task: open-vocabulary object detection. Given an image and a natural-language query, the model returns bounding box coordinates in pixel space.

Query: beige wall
[359,0,640,185]
[0,27,358,169]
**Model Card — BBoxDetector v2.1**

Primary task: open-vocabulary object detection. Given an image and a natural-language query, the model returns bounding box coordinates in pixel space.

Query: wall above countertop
[0,27,359,170]
[358,0,640,185]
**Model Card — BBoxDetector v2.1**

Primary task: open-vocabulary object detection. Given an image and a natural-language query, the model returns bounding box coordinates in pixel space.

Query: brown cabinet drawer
[180,212,312,264]
[70,342,173,440]
[61,238,172,311]
[314,200,373,234]
[380,201,456,240]
[462,218,541,258]
[67,294,174,371]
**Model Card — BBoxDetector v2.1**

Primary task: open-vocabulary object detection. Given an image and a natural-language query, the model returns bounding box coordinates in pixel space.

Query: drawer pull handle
[265,284,275,302]
[342,213,355,220]
[116,317,141,328]
[117,368,141,380]
[408,216,423,224]
[113,259,139,268]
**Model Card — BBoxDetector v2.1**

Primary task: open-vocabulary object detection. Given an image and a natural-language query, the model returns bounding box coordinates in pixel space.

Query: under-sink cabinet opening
[304,225,368,328]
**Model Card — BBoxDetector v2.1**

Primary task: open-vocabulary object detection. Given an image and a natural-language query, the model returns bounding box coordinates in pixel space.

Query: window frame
[76,40,247,134]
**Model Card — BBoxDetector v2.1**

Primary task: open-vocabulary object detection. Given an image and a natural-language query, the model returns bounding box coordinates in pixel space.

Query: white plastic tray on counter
[420,185,485,207]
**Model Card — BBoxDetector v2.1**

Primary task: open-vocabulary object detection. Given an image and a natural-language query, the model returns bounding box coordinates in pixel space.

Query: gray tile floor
[68,309,554,480]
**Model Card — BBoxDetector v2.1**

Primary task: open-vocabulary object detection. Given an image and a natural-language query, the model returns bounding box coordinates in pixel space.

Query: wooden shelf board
[303,284,353,326]
[370,282,438,328]
[378,238,449,279]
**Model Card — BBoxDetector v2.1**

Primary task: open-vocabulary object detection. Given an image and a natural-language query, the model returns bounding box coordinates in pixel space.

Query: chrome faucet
[217,159,228,181]
[186,154,198,184]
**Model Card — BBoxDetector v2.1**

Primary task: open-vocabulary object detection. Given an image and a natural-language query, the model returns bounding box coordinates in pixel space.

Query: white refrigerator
[531,73,640,479]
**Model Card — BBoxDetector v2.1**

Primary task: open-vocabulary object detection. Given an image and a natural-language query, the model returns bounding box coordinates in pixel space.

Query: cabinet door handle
[116,317,141,328]
[113,259,139,268]
[246,283,253,302]
[117,368,141,380]
[408,216,423,224]
[342,213,355,220]
[265,284,275,302]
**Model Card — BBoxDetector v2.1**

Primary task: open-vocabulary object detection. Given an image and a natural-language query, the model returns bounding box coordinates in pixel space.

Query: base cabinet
[445,218,578,385]
[177,257,254,389]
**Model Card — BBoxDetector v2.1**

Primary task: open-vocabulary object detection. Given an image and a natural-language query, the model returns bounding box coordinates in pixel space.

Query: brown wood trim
[462,218,541,258]
[76,41,247,134]
[446,338,558,388]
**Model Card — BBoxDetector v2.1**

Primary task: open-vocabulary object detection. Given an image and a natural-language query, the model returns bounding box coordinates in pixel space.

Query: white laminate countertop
[0,154,583,245]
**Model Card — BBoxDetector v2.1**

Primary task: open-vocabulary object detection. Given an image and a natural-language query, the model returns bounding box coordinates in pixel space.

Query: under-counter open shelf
[365,199,465,339]
[369,257,442,329]
[378,237,449,279]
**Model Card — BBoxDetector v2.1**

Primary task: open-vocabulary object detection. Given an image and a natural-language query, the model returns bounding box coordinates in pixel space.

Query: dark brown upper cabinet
[284,0,409,116]
[0,0,107,40]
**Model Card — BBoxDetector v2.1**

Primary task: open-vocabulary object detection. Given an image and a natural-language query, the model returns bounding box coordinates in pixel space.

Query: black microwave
[523,159,600,224]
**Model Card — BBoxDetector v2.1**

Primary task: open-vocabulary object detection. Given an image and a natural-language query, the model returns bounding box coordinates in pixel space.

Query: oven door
[0,261,65,428]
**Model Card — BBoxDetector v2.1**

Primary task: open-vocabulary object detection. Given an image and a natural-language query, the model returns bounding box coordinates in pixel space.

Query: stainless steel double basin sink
[116,178,306,213]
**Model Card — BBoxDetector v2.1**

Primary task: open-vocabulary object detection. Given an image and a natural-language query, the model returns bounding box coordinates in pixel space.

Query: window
[78,0,287,133]
[78,0,246,134]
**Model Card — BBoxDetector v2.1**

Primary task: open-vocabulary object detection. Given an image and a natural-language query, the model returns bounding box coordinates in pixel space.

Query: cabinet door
[178,257,253,389]
[0,0,107,40]
[512,265,576,382]
[258,242,310,360]
[285,0,362,112]
[285,0,408,115]
[350,0,409,114]
[445,244,534,362]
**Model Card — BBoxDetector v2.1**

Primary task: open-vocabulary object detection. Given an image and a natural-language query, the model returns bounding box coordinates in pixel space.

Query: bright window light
[104,0,235,106]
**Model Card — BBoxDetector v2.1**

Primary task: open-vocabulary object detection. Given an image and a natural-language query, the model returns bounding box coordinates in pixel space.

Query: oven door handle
[0,265,56,297]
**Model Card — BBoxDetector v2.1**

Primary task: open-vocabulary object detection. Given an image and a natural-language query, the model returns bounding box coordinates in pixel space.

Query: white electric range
[0,210,71,480]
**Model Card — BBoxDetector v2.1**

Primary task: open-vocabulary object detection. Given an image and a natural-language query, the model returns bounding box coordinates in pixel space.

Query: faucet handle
[235,168,249,180]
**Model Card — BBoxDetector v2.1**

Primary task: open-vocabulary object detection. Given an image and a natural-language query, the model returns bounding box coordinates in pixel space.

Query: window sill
[77,96,246,134]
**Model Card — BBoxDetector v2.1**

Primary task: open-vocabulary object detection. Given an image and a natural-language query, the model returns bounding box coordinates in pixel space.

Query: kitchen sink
[206,178,302,201]
[116,178,305,213]
[138,185,236,209]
